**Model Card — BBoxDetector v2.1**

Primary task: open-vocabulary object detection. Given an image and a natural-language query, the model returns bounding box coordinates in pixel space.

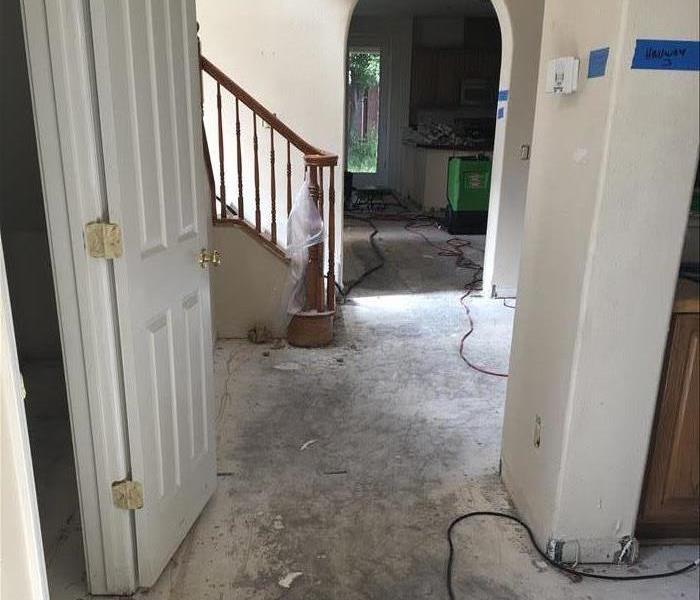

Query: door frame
[20,0,136,593]
[346,34,392,189]
[0,235,49,599]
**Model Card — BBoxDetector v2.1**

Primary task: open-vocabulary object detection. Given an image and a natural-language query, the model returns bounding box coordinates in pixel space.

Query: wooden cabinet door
[638,313,700,539]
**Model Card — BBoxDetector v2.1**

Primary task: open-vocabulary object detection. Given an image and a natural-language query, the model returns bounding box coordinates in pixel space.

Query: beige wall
[482,0,545,297]
[501,0,700,560]
[211,226,290,338]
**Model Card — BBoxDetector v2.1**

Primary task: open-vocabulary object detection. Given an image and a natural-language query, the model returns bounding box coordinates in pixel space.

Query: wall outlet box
[533,415,542,448]
[545,57,580,94]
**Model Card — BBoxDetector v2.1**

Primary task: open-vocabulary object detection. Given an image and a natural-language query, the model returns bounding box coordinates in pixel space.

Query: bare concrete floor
[76,217,698,599]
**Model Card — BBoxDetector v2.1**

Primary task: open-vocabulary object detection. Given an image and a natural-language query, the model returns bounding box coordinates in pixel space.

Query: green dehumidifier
[445,156,492,235]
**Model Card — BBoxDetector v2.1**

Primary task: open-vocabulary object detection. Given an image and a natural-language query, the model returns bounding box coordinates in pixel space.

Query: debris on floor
[278,572,303,589]
[299,439,318,451]
[273,362,301,371]
[271,338,286,350]
[247,323,271,344]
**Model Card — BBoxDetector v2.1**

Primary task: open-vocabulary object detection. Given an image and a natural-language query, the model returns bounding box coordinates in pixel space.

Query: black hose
[447,511,700,599]
[338,214,385,300]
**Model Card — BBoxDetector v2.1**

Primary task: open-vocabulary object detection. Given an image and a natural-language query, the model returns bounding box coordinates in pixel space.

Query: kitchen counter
[399,142,493,211]
[674,277,700,314]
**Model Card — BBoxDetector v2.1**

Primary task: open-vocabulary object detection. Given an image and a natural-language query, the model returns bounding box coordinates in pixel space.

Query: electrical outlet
[520,144,530,160]
[533,415,542,448]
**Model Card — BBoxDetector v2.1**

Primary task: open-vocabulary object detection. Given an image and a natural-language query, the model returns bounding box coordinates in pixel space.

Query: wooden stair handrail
[201,55,337,166]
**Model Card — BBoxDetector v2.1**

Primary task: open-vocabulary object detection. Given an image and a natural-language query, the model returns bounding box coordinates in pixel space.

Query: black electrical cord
[447,511,700,599]
[398,221,509,377]
[342,208,510,376]
[338,214,385,300]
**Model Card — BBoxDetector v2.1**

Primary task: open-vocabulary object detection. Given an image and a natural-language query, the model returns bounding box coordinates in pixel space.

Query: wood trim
[304,153,338,167]
[637,312,700,540]
[202,123,217,224]
[213,218,290,264]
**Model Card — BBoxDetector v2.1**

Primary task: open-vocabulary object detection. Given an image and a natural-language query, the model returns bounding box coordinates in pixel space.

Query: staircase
[200,54,338,346]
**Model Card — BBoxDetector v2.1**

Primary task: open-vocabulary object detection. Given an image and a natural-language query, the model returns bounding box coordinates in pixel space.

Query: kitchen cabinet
[637,279,700,539]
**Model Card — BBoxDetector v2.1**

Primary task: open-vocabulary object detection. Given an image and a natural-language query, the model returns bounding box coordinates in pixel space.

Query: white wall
[501,0,700,560]
[482,0,545,298]
[348,15,412,192]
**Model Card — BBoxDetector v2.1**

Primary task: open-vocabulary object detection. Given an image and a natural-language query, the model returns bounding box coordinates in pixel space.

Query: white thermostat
[545,57,580,94]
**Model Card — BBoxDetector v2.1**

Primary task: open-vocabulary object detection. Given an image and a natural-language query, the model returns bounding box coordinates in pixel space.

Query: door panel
[90,0,216,586]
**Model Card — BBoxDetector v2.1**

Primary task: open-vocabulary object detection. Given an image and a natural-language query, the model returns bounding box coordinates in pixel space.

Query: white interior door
[89,0,216,586]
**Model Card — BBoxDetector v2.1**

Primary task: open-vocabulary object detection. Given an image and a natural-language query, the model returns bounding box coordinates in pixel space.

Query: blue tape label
[588,47,609,78]
[497,106,505,119]
[631,39,700,71]
[498,90,509,101]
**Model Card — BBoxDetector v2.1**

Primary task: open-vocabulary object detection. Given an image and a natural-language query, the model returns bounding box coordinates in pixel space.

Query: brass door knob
[198,249,221,268]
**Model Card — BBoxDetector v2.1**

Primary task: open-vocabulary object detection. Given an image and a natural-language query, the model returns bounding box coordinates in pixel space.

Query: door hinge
[85,221,123,259]
[112,479,144,510]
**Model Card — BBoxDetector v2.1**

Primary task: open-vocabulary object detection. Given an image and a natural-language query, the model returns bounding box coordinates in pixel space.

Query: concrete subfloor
[69,216,698,599]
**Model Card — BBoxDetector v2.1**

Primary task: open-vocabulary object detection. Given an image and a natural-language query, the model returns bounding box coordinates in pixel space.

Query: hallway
[131,218,698,600]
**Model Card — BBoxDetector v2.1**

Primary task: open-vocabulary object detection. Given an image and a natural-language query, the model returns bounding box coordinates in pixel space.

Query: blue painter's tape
[498,89,509,101]
[497,106,505,119]
[631,39,700,71]
[588,47,609,78]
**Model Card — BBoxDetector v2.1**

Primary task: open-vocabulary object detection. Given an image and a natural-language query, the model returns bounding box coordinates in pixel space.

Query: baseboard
[493,285,517,299]
[547,536,639,565]
[501,456,639,565]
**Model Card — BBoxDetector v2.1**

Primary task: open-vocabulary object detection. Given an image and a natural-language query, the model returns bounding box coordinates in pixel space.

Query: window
[347,49,381,173]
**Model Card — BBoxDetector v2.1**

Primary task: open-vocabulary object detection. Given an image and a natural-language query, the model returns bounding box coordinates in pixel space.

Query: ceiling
[353,0,496,17]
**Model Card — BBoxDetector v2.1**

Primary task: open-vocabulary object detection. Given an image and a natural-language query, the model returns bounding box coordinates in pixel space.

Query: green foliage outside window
[349,52,380,89]
[347,128,378,173]
[348,51,380,173]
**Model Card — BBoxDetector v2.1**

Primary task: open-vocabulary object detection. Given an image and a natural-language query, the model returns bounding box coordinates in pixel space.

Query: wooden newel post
[327,165,336,311]
[306,164,323,312]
